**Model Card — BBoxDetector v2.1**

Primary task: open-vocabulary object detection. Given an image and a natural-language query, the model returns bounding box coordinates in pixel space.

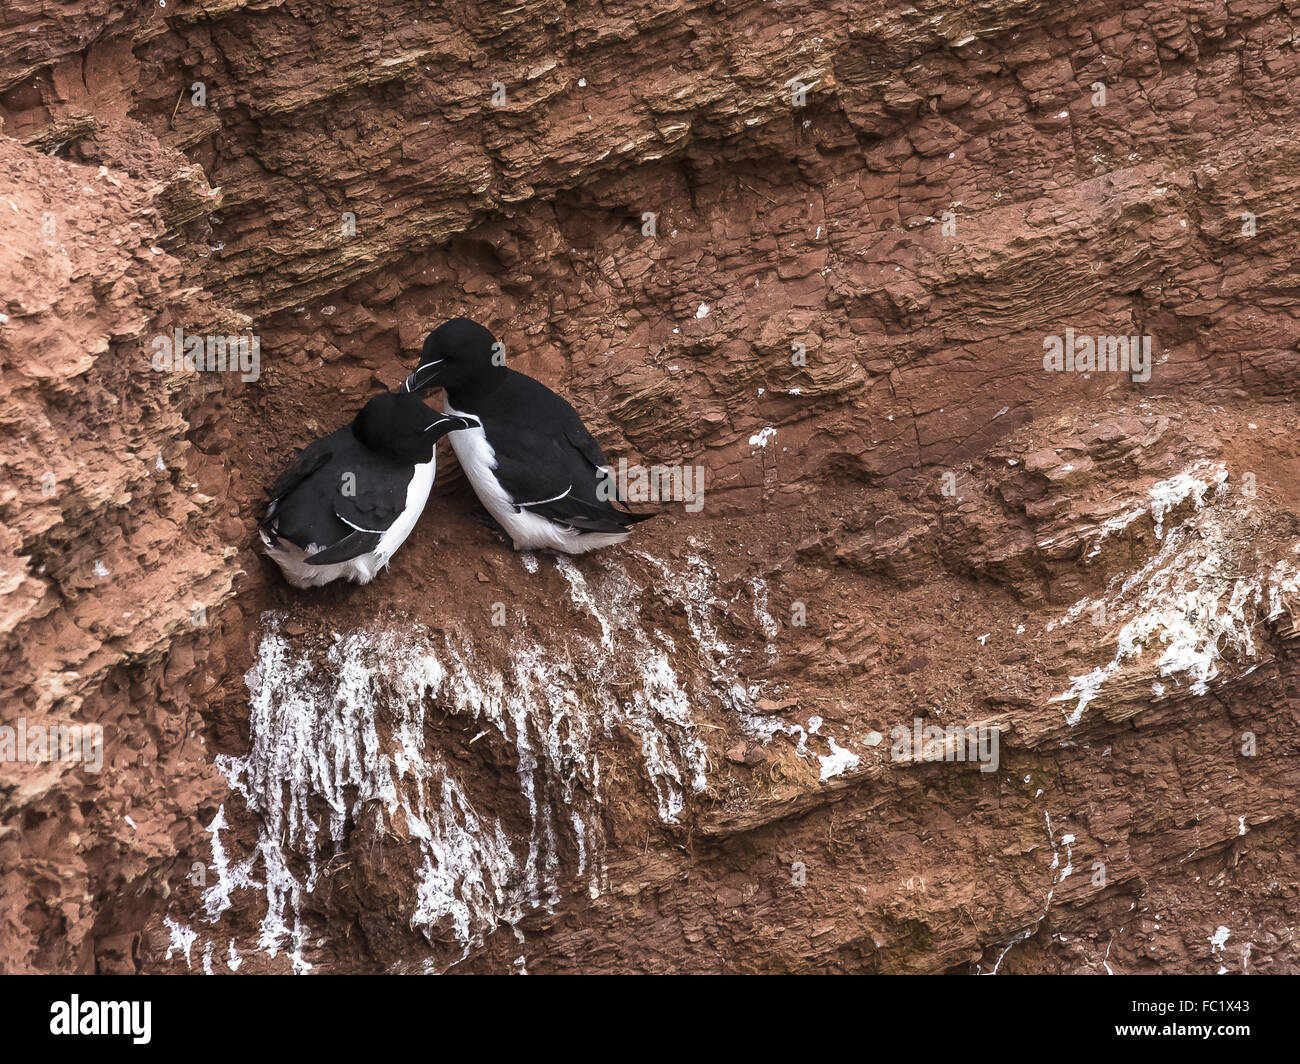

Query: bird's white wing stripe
[336,512,387,534]
[517,485,572,507]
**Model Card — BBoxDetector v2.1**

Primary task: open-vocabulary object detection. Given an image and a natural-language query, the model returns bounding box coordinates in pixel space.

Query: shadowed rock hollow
[1,0,1297,974]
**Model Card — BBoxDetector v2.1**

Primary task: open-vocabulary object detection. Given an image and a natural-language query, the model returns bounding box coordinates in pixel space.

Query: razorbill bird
[259,391,475,587]
[402,317,652,553]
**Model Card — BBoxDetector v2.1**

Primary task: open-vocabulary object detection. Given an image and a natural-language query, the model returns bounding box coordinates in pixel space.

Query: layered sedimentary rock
[1,0,1297,973]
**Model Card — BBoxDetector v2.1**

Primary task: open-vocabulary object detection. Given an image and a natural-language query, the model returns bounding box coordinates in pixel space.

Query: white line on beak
[402,360,444,393]
[423,416,463,432]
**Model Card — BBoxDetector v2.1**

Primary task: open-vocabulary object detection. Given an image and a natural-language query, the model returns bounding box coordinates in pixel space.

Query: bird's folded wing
[262,438,335,522]
[564,420,647,512]
[564,419,612,474]
[304,529,384,565]
[492,436,646,532]
[522,490,647,533]
[331,464,410,532]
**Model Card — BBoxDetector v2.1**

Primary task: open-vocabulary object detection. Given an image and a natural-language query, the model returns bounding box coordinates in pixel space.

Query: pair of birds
[259,318,651,588]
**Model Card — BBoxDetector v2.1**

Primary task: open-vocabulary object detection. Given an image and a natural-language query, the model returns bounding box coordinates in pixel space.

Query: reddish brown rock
[1,0,1298,975]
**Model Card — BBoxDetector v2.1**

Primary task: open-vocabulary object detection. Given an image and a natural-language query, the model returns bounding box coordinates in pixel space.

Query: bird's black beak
[423,413,478,435]
[402,359,444,394]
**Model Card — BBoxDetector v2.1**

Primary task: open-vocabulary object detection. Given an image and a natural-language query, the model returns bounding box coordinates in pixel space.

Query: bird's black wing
[528,490,655,533]
[491,431,650,533]
[262,433,338,525]
[484,370,656,529]
[557,395,652,515]
[563,419,612,475]
[504,371,613,475]
[303,528,384,565]
[563,417,657,521]
[331,456,415,534]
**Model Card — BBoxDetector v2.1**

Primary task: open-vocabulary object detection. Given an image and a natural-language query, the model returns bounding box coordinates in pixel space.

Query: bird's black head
[352,391,477,463]
[402,317,505,402]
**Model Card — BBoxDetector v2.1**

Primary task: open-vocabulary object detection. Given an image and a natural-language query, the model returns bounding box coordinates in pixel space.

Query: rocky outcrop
[0,134,238,971]
[1,0,1297,973]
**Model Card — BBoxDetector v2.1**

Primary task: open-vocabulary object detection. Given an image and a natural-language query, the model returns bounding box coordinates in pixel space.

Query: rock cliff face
[1,0,1297,973]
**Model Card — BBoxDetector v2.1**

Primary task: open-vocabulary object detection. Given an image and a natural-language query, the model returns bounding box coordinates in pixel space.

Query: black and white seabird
[259,391,475,587]
[402,317,653,554]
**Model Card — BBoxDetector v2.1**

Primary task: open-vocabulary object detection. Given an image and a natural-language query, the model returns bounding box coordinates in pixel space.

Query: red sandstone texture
[1,0,1297,974]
